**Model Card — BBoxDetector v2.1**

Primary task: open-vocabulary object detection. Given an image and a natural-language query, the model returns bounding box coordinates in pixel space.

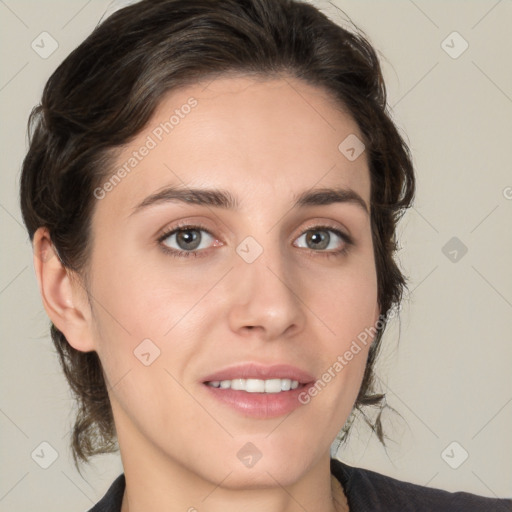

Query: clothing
[88,458,512,511]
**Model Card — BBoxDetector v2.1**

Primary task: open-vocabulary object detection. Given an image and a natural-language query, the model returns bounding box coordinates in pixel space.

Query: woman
[19,0,511,510]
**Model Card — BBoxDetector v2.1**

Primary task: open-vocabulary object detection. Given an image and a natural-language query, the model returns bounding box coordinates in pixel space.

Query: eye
[157,223,352,259]
[159,225,218,257]
[294,226,352,254]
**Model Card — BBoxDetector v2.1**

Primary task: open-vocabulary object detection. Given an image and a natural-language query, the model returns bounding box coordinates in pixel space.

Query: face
[84,75,379,488]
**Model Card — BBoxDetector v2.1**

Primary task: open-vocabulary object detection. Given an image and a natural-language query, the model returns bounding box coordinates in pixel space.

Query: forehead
[96,75,370,217]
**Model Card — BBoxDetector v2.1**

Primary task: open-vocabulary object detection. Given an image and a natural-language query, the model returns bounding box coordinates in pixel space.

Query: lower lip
[203,384,310,419]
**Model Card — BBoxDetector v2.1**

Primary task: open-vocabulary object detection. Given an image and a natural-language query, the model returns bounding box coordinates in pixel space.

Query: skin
[34,75,380,512]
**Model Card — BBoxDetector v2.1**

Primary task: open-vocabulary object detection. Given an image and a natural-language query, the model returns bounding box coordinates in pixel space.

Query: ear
[33,227,95,352]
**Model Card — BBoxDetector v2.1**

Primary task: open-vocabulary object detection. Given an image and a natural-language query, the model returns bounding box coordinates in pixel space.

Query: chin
[218,457,312,490]
[201,440,319,490]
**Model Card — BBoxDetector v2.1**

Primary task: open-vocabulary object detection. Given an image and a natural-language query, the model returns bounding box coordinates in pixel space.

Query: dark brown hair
[20,0,414,469]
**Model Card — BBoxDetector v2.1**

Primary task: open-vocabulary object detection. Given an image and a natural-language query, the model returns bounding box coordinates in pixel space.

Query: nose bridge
[227,233,305,338]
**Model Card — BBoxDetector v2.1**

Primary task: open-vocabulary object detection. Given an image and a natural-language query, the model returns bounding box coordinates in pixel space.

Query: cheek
[86,244,220,403]
[299,256,378,409]
[85,245,165,388]
[87,242,182,337]
[308,257,378,346]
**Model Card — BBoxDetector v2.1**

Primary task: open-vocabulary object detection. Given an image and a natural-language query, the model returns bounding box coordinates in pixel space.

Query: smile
[202,364,315,418]
[206,378,300,393]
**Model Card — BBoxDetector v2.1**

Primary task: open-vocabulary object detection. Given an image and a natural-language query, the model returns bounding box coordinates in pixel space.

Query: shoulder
[331,458,512,512]
[87,473,125,512]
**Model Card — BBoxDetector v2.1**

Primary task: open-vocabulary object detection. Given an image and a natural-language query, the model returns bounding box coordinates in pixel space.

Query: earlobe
[33,227,95,353]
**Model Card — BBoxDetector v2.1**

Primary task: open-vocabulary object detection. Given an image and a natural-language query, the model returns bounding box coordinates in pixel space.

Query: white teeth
[207,378,300,393]
[246,379,265,393]
[280,378,291,391]
[264,379,282,393]
[231,378,245,391]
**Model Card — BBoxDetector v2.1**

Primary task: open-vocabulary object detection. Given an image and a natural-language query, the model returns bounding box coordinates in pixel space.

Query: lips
[202,363,315,384]
[201,363,316,419]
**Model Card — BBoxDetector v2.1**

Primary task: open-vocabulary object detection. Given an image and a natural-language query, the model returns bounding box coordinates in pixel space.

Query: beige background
[1,0,511,510]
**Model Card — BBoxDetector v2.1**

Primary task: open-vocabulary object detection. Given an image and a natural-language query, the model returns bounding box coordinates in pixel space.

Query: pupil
[177,229,200,250]
[307,230,329,250]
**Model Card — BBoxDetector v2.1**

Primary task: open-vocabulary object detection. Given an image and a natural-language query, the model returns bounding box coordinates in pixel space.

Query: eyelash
[157,221,354,260]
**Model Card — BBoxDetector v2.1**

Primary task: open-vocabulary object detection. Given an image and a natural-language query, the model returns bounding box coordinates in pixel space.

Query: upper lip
[202,363,316,384]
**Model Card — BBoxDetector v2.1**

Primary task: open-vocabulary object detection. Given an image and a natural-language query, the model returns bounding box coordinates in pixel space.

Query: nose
[226,247,306,342]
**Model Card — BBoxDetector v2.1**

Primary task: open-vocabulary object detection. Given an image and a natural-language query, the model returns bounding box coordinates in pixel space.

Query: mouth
[205,378,301,393]
[201,363,315,419]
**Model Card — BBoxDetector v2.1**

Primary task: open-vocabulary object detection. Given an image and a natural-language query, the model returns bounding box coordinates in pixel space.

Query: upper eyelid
[298,221,350,237]
[157,221,214,239]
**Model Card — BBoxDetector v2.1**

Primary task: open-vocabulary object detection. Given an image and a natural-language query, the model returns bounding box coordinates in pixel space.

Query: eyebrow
[132,185,369,215]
